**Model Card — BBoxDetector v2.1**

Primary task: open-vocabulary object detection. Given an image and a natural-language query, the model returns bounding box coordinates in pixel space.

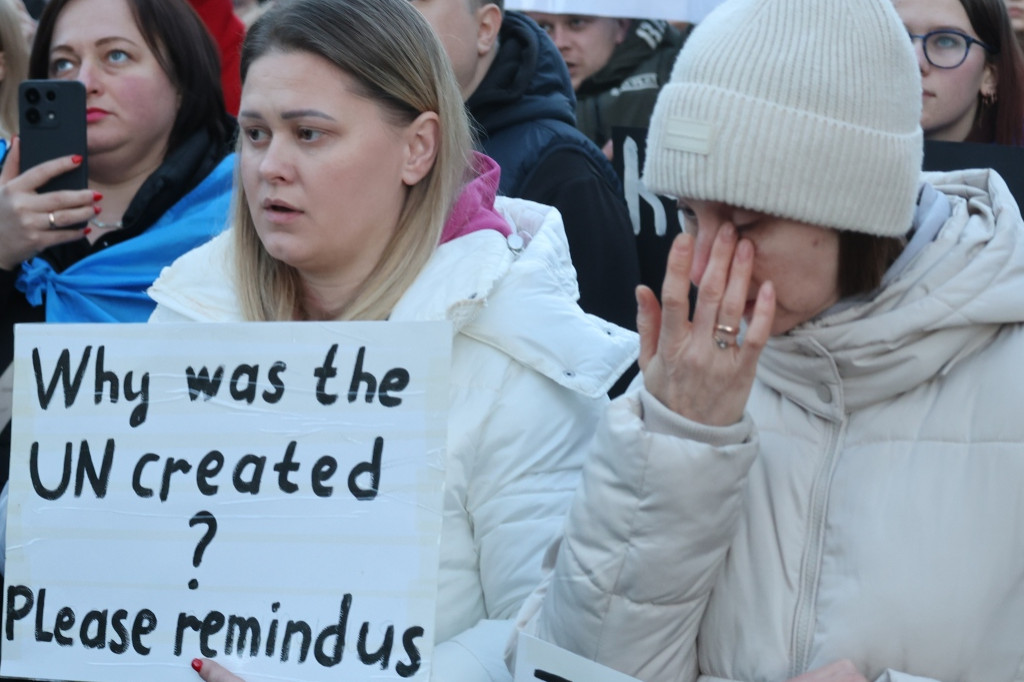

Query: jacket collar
[393,196,637,397]
[758,169,1024,417]
[466,11,577,135]
[148,197,638,399]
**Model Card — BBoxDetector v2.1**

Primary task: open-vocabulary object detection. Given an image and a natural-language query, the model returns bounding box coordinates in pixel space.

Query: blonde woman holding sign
[146,0,637,679]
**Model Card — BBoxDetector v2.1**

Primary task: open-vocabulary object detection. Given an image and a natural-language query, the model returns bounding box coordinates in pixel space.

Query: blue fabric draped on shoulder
[16,153,235,323]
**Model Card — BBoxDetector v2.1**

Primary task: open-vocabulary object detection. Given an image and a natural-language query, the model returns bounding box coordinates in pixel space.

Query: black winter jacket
[576,19,689,148]
[467,12,640,342]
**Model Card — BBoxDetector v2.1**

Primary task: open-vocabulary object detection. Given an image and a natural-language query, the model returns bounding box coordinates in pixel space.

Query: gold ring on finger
[713,334,731,350]
[715,323,738,335]
[48,212,57,229]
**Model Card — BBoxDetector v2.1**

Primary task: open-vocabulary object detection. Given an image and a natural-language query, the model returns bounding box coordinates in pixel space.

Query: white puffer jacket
[517,169,1024,682]
[148,197,639,681]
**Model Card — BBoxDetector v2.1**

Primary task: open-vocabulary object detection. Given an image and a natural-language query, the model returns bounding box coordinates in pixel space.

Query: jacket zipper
[790,416,847,677]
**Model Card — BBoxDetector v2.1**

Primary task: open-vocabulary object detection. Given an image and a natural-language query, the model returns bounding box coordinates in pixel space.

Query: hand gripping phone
[18,80,88,227]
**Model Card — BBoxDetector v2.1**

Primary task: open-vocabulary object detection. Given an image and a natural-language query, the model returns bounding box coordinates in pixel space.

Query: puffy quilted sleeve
[514,387,758,682]
[433,348,609,681]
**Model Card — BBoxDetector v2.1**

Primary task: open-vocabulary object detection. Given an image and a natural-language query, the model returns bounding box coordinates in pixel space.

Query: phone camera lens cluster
[22,87,59,124]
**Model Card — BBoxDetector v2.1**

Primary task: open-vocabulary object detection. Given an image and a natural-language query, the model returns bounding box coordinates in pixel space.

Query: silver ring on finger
[48,212,57,229]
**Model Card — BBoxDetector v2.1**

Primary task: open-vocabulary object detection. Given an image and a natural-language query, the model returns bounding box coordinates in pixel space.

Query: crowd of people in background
[514,7,690,159]
[0,0,1023,680]
[410,0,642,350]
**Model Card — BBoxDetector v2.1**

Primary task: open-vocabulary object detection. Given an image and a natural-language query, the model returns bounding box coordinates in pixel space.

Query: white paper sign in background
[504,0,726,22]
[514,633,642,682]
[3,321,451,682]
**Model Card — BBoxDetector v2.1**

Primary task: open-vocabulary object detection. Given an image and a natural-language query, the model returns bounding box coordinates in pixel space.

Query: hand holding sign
[513,633,642,682]
[192,657,244,682]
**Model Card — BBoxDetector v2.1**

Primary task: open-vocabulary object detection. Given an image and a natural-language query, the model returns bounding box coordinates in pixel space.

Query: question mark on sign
[188,510,217,590]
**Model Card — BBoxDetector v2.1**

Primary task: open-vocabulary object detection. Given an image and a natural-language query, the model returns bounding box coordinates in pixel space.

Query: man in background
[411,0,641,352]
[511,1,692,157]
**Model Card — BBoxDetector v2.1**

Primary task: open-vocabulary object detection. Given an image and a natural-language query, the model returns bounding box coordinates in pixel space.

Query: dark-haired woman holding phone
[0,0,234,539]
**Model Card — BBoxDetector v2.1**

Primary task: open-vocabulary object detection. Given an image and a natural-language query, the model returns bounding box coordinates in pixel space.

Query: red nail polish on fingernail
[191,658,203,672]
[93,191,103,201]
[83,227,92,235]
[71,154,83,164]
[94,205,102,215]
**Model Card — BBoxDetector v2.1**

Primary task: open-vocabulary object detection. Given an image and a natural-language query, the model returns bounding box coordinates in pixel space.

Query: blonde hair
[0,0,29,138]
[233,0,473,321]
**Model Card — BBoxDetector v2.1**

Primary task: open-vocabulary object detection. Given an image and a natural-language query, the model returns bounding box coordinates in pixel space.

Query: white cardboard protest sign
[3,321,450,682]
[514,632,642,682]
[504,0,725,22]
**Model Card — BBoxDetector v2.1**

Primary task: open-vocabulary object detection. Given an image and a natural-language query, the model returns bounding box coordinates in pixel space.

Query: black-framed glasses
[908,29,997,69]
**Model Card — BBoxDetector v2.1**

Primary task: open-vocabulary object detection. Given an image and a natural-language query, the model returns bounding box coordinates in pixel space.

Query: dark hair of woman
[837,231,907,298]
[960,0,1024,145]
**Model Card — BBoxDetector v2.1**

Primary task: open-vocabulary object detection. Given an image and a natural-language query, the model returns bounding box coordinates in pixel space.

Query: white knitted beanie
[643,0,923,236]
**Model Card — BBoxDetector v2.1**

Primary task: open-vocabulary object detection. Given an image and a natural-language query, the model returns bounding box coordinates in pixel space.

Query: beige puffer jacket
[518,169,1024,682]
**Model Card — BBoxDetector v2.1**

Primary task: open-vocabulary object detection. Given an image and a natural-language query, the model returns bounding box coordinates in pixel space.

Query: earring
[981,91,998,107]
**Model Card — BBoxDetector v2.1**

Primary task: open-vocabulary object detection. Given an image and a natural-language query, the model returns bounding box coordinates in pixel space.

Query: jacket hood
[758,168,1024,416]
[440,153,511,243]
[466,11,577,137]
[392,196,637,397]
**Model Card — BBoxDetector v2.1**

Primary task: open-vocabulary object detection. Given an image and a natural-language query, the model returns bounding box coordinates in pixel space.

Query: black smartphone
[18,79,88,210]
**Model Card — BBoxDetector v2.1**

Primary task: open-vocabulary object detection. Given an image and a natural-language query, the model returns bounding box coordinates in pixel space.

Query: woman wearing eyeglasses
[895,0,1024,145]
